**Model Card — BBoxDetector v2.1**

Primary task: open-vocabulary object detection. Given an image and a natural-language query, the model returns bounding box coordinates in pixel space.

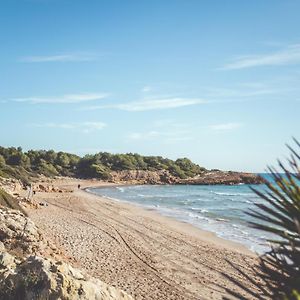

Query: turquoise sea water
[88,175,277,253]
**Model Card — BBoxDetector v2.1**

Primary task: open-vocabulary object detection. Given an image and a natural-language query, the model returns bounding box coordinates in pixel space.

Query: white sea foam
[89,184,272,253]
[212,191,253,197]
[190,207,208,213]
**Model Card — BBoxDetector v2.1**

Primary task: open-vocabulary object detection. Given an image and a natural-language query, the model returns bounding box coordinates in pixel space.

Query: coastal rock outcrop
[110,170,264,185]
[0,177,23,195]
[0,207,133,300]
[0,207,56,258]
[110,170,179,184]
[0,254,133,300]
[180,170,265,185]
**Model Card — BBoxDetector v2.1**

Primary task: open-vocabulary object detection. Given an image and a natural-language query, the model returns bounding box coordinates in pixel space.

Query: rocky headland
[110,169,264,185]
[0,146,264,188]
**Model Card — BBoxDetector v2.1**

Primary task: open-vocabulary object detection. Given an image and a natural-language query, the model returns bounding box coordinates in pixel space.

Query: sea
[87,174,278,254]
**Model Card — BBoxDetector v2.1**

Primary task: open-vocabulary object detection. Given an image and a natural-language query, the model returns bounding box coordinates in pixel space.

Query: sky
[0,0,299,172]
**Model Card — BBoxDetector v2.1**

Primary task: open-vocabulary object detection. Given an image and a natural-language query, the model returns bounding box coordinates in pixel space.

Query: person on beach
[78,184,81,189]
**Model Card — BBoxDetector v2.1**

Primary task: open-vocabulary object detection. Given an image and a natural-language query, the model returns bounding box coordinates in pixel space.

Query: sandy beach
[26,178,259,300]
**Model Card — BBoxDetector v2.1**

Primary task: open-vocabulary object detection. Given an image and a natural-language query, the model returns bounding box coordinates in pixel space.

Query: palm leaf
[222,139,300,300]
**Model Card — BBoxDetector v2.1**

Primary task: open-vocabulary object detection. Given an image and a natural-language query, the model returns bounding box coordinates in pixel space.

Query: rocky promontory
[179,170,264,185]
[110,169,264,185]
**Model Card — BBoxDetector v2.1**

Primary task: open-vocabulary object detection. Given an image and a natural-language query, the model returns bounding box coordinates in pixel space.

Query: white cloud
[127,131,192,143]
[85,97,205,111]
[20,53,98,63]
[128,131,161,140]
[12,92,109,104]
[127,126,192,143]
[141,86,152,92]
[222,44,300,70]
[30,121,106,133]
[205,86,278,98]
[209,122,243,131]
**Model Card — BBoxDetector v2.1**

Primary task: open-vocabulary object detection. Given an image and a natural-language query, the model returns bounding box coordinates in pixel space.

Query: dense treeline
[0,146,205,184]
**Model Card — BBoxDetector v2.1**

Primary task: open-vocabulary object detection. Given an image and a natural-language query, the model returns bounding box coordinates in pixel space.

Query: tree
[55,152,70,168]
[44,150,57,164]
[175,157,204,177]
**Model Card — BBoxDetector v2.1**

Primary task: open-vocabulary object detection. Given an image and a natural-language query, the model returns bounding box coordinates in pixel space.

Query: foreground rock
[0,207,50,257]
[0,207,133,300]
[0,253,133,300]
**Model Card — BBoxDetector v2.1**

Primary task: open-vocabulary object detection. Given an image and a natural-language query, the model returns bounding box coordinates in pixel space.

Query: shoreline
[25,178,259,299]
[84,184,255,256]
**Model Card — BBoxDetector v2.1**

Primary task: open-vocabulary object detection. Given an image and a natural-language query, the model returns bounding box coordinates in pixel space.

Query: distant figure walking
[78,184,81,189]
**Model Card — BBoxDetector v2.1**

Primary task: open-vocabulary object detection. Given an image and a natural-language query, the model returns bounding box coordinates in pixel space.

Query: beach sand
[26,178,260,300]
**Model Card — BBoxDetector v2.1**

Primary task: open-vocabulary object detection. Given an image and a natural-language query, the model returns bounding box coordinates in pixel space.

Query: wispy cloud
[127,130,192,143]
[127,131,159,140]
[222,44,300,70]
[127,120,192,143]
[141,86,152,92]
[204,86,278,98]
[209,122,243,131]
[20,53,98,63]
[30,121,106,133]
[12,92,109,104]
[85,97,206,111]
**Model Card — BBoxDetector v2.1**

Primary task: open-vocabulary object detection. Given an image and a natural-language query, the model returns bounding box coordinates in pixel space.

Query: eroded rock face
[0,254,133,300]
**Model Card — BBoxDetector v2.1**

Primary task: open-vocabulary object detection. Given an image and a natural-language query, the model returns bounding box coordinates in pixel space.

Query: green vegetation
[0,146,205,183]
[223,139,300,299]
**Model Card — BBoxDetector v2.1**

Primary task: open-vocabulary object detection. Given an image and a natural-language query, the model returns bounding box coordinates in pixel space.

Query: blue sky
[0,0,299,172]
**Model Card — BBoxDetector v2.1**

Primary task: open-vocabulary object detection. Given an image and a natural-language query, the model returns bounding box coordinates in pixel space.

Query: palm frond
[223,139,300,300]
